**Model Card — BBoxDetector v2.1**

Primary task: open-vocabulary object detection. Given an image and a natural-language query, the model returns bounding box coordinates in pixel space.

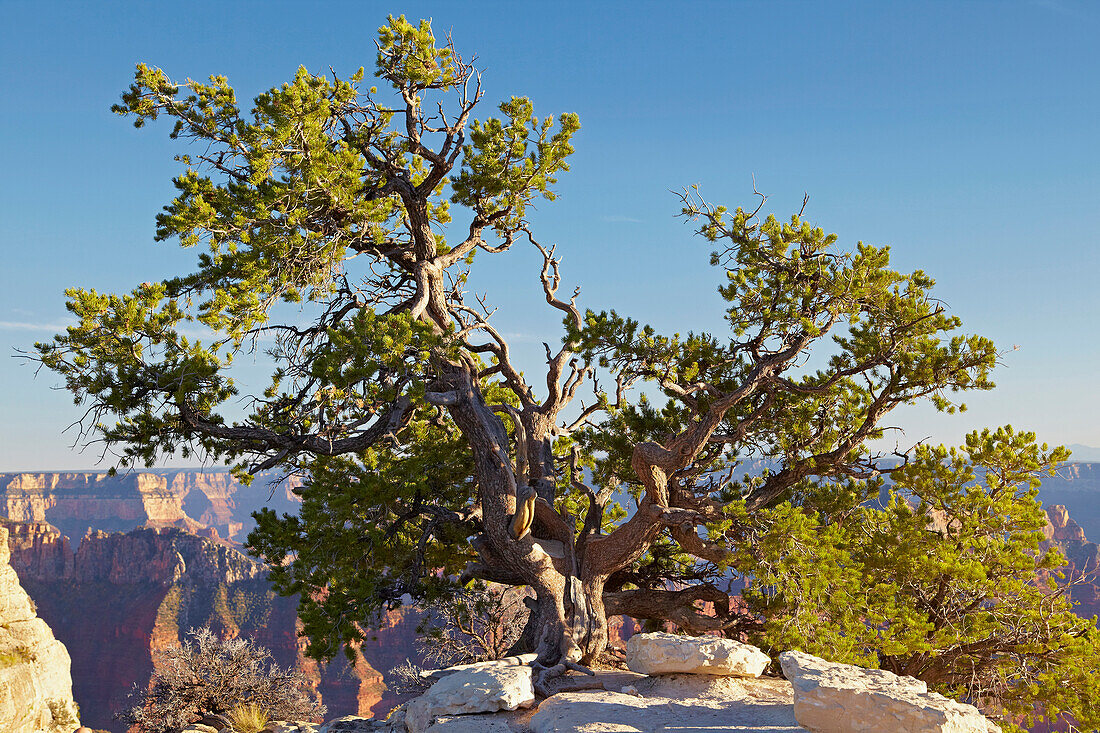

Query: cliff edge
[0,525,80,732]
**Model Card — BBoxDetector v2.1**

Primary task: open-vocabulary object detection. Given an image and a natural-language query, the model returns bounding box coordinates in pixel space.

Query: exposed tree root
[531,659,596,697]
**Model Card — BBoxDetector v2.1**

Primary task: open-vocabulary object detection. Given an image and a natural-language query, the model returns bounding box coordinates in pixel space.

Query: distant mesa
[0,470,303,544]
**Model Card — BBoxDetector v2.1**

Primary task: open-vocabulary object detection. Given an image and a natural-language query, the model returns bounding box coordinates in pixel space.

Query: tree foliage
[737,427,1100,730]
[31,14,1098,725]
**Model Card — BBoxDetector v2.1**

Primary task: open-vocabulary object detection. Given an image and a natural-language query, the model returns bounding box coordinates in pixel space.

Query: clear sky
[1,0,1098,471]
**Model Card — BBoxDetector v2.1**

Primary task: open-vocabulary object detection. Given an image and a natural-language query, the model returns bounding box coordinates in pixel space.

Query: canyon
[2,520,422,731]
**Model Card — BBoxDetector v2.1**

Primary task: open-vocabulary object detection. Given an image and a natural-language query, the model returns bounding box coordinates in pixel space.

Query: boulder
[625,632,771,677]
[405,666,535,733]
[318,716,375,733]
[419,653,538,683]
[779,651,1000,733]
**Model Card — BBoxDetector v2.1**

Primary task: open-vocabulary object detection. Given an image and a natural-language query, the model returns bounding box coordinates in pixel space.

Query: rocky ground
[237,634,1001,733]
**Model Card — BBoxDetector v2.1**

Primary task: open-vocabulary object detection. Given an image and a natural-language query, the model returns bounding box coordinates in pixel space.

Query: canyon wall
[1042,504,1100,619]
[3,464,1097,546]
[1032,462,1100,542]
[4,521,418,731]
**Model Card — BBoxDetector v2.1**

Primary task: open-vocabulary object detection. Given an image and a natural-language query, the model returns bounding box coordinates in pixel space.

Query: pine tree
[45,22,1100,720]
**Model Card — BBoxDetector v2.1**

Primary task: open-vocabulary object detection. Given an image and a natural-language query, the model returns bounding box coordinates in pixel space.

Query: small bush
[117,627,324,732]
[47,698,79,729]
[387,659,432,695]
[0,646,35,668]
[416,583,529,667]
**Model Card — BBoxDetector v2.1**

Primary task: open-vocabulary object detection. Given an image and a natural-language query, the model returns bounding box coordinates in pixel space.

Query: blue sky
[1,0,1098,470]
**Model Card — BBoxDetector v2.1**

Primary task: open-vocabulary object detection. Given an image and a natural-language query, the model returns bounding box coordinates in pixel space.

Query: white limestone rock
[424,714,516,731]
[405,666,535,733]
[529,676,806,733]
[420,653,538,683]
[779,651,1000,733]
[529,690,649,732]
[0,527,80,733]
[625,632,771,677]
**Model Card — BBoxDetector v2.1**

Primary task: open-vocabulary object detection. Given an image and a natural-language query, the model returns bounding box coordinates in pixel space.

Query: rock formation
[0,525,80,732]
[361,643,1003,733]
[1030,462,1100,540]
[405,666,535,733]
[525,676,800,733]
[1041,504,1100,619]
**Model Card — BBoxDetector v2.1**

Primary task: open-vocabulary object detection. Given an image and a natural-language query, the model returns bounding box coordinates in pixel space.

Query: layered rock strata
[3,520,410,731]
[0,525,80,732]
[1042,503,1100,618]
[0,471,303,543]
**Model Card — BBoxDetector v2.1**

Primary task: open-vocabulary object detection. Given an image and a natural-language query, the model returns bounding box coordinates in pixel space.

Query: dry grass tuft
[228,702,271,733]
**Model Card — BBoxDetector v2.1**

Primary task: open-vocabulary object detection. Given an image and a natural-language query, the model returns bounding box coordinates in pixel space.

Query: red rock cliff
[3,521,400,731]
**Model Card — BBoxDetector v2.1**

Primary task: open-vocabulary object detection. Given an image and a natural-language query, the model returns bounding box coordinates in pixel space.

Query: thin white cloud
[0,321,74,332]
[500,332,540,342]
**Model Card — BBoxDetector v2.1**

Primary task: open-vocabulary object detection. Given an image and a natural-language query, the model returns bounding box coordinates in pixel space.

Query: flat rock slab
[421,654,539,683]
[530,676,808,733]
[265,723,320,733]
[779,651,1000,733]
[425,714,517,732]
[405,665,535,733]
[626,632,772,677]
[318,716,374,733]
